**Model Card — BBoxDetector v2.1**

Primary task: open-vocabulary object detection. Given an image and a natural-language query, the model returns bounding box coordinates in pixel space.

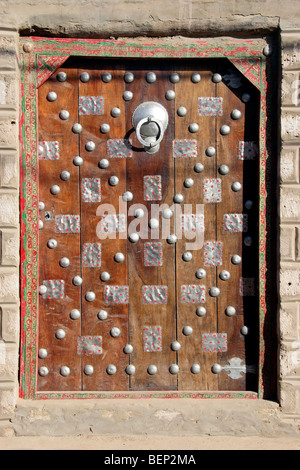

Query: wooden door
[37,58,259,393]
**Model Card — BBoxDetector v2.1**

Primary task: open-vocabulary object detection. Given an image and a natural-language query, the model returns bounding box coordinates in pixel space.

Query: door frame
[19,35,277,400]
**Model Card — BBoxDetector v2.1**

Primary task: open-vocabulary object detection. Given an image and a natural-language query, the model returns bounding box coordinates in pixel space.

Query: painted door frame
[19,36,277,400]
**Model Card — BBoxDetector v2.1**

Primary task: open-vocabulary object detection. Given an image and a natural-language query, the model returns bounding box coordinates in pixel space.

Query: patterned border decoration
[19,36,272,400]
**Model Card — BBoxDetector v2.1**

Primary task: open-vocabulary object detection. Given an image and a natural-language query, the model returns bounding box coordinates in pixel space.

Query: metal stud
[129,233,139,243]
[241,325,249,335]
[220,124,230,135]
[84,365,94,375]
[174,193,184,203]
[85,291,96,302]
[147,365,157,375]
[100,271,111,282]
[50,185,60,195]
[60,171,70,181]
[102,72,112,83]
[47,239,57,249]
[123,344,133,354]
[177,106,187,117]
[72,275,83,286]
[196,306,206,317]
[59,110,69,120]
[194,163,204,173]
[263,44,272,56]
[209,287,220,297]
[111,107,121,117]
[212,73,222,83]
[212,363,222,374]
[146,72,156,83]
[38,348,48,359]
[196,268,206,279]
[231,181,242,192]
[60,366,70,376]
[107,364,117,375]
[182,326,193,336]
[80,72,90,82]
[47,91,57,102]
[39,201,45,211]
[245,200,253,210]
[242,93,251,103]
[219,270,230,281]
[114,252,125,263]
[39,220,44,230]
[57,71,67,82]
[97,309,108,320]
[169,364,179,374]
[184,178,194,188]
[191,73,201,83]
[59,257,70,268]
[39,366,49,377]
[231,109,242,120]
[162,208,173,219]
[134,208,145,218]
[109,175,119,186]
[219,164,229,175]
[125,365,136,375]
[70,309,81,320]
[72,123,83,134]
[39,285,47,295]
[205,146,216,157]
[182,252,193,262]
[124,72,134,83]
[191,363,201,374]
[85,141,96,152]
[110,326,121,337]
[171,341,181,351]
[122,191,133,202]
[55,329,66,339]
[231,254,242,265]
[99,158,109,169]
[167,234,177,244]
[244,236,253,247]
[23,42,33,53]
[100,123,110,134]
[123,91,133,101]
[149,218,159,229]
[170,72,180,83]
[73,155,83,166]
[165,90,175,100]
[225,306,236,317]
[189,123,199,133]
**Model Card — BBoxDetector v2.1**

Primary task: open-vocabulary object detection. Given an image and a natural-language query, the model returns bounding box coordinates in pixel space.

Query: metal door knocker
[132,101,169,153]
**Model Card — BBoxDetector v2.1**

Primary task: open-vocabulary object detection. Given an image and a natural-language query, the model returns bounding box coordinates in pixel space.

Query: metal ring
[135,116,164,150]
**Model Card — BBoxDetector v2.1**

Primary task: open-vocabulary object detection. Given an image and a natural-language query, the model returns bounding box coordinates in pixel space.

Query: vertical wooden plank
[175,64,218,391]
[37,66,82,391]
[78,61,129,391]
[126,64,177,390]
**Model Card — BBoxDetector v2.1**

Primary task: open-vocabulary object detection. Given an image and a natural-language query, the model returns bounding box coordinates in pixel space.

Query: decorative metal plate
[239,277,256,296]
[144,242,163,267]
[223,214,248,232]
[55,215,80,233]
[142,285,168,304]
[99,214,126,233]
[198,97,223,116]
[172,139,197,158]
[104,285,129,304]
[223,357,246,379]
[77,336,103,355]
[202,333,227,352]
[82,243,101,267]
[143,326,162,352]
[42,280,65,299]
[107,138,133,158]
[203,178,222,203]
[203,241,223,266]
[39,141,60,160]
[143,175,162,201]
[238,141,259,160]
[181,285,206,303]
[79,96,104,115]
[82,178,101,202]
[181,214,205,233]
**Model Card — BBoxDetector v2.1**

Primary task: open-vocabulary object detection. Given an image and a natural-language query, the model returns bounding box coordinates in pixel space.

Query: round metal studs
[100,123,110,134]
[123,344,133,354]
[205,146,216,157]
[225,306,236,317]
[107,364,117,375]
[209,287,220,297]
[169,364,179,374]
[97,309,108,320]
[100,271,111,282]
[122,191,133,202]
[170,72,180,83]
[134,208,145,219]
[173,193,184,203]
[146,72,156,83]
[39,285,47,295]
[219,164,229,175]
[50,185,60,195]
[219,270,231,281]
[191,363,201,374]
[162,208,173,219]
[125,365,136,375]
[195,268,206,279]
[85,291,96,302]
[242,93,251,103]
[184,178,194,188]
[165,90,175,100]
[123,91,133,101]
[60,170,70,181]
[59,257,70,268]
[23,42,33,53]
[231,109,242,120]
[124,72,134,83]
[212,363,222,374]
[212,73,222,83]
[47,91,57,102]
[72,275,83,286]
[84,365,94,376]
[244,236,253,247]
[232,181,242,192]
[111,107,121,118]
[177,106,187,117]
[72,123,83,134]
[85,141,96,152]
[182,252,193,262]
[39,366,49,377]
[189,123,199,133]
[194,163,204,173]
[99,158,110,169]
[241,325,249,336]
[129,233,139,243]
[109,175,119,186]
[149,218,159,229]
[147,365,157,375]
[231,254,242,265]
[220,124,231,135]
[245,200,253,210]
[57,71,67,82]
[39,220,44,230]
[47,239,57,249]
[60,366,70,377]
[73,155,83,166]
[171,341,181,351]
[182,325,193,336]
[70,309,81,320]
[196,306,206,317]
[191,73,201,83]
[102,72,112,83]
[80,72,90,83]
[38,348,48,359]
[55,329,66,339]
[167,234,178,244]
[114,252,125,263]
[59,110,69,120]
[39,201,45,211]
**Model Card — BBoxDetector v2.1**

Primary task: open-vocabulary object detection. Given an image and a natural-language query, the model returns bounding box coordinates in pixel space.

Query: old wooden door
[37,58,259,393]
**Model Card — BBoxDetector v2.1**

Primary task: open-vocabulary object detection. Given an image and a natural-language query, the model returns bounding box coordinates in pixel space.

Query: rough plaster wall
[0,0,299,436]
